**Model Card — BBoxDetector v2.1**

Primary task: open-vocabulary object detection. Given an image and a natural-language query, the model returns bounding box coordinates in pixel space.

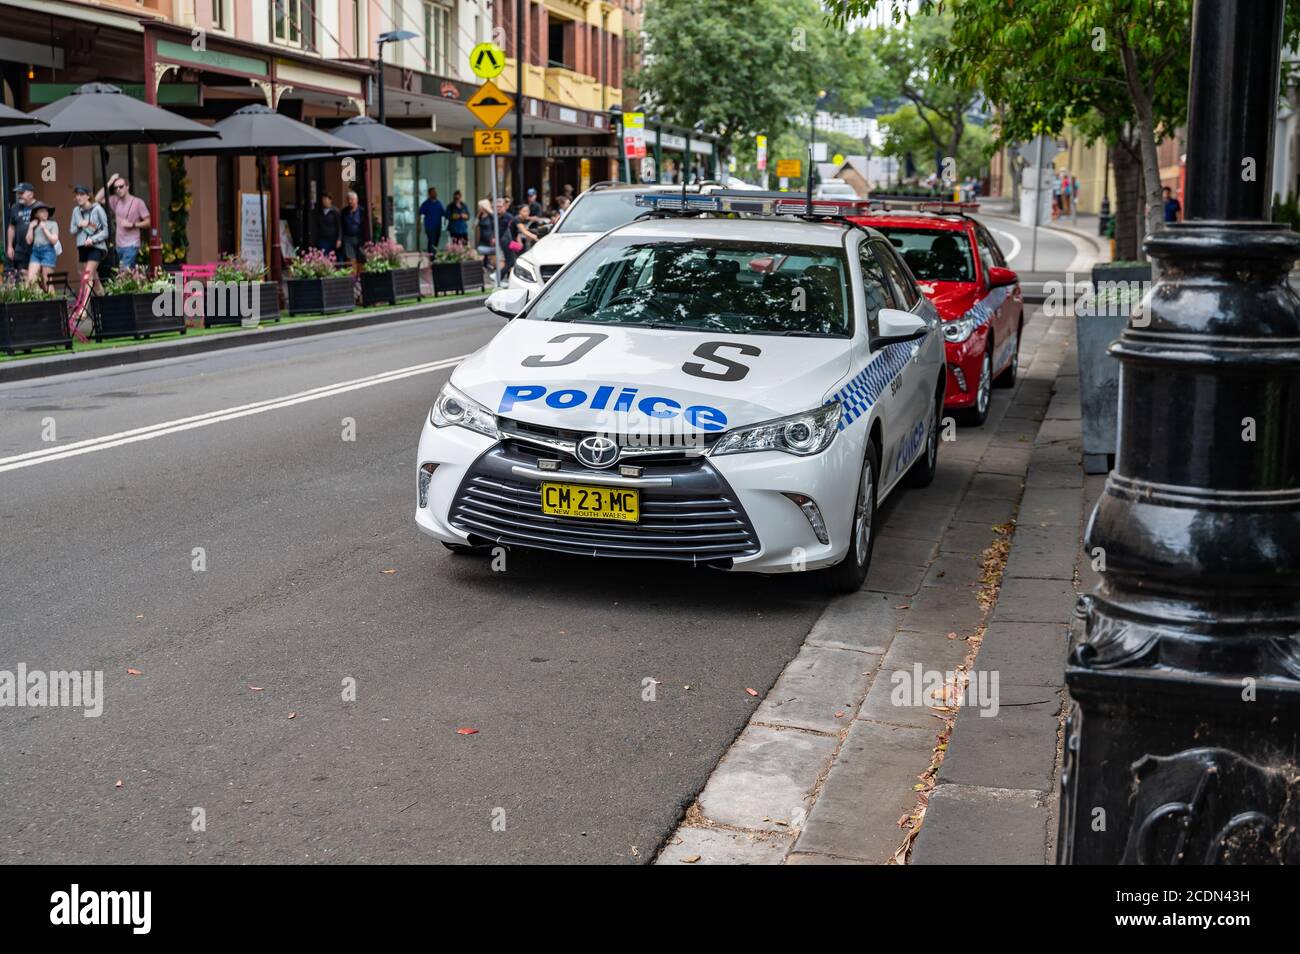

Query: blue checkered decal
[830,341,915,430]
[963,284,1014,333]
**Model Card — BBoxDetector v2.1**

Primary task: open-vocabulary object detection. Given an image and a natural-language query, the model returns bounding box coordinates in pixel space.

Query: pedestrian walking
[96,174,150,269]
[1070,174,1080,223]
[418,187,445,254]
[340,191,365,263]
[1163,186,1182,223]
[6,181,36,280]
[24,200,59,289]
[315,192,342,258]
[446,190,470,247]
[70,184,108,295]
[475,198,498,274]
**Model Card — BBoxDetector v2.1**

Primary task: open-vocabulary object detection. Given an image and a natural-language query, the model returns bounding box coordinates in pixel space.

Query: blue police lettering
[498,384,728,431]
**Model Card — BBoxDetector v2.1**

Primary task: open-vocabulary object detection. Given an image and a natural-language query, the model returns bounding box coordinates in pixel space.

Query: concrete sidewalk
[656,306,1080,865]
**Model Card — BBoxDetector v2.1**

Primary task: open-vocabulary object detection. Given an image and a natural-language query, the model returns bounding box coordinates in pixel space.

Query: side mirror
[987,265,1019,288]
[485,287,528,319]
[874,308,928,349]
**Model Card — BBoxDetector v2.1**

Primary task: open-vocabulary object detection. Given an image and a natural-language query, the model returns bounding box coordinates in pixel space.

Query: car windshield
[876,227,975,283]
[527,236,852,337]
[554,190,644,234]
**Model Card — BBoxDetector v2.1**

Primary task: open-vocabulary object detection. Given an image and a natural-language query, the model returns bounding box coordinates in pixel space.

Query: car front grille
[448,444,760,563]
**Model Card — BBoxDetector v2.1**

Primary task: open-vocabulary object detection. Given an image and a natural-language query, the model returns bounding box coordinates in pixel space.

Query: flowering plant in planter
[104,266,169,295]
[213,254,267,284]
[434,244,480,264]
[361,239,405,273]
[0,282,60,303]
[287,247,351,279]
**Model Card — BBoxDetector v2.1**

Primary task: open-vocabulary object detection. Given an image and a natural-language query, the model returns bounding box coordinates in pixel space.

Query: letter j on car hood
[451,320,853,432]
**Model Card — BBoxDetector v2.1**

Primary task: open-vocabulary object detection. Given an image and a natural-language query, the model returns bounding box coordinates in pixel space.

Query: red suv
[849,207,1023,425]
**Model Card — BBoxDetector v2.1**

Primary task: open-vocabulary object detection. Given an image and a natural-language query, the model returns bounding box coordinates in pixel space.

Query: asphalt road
[973,212,1092,274]
[0,307,841,864]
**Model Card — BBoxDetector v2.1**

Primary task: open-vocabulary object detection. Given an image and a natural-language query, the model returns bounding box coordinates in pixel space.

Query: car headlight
[710,402,841,458]
[943,315,978,343]
[430,382,499,439]
[512,260,538,284]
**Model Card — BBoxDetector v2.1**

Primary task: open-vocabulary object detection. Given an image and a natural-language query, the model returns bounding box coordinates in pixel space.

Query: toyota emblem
[576,435,619,468]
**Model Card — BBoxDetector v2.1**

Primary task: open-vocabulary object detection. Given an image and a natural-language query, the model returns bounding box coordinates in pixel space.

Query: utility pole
[376,30,416,238]
[515,0,524,204]
[1059,0,1300,865]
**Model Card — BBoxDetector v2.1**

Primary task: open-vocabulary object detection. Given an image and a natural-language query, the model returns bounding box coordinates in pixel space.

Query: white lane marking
[0,355,467,475]
[989,228,1022,265]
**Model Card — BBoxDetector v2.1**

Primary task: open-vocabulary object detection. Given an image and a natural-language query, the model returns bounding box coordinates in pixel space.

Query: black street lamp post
[376,29,418,238]
[1059,0,1300,864]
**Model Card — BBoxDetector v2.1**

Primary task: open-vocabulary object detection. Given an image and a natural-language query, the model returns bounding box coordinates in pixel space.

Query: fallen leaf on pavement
[249,686,264,691]
[835,710,845,718]
[126,668,142,676]
[115,780,123,788]
[946,632,958,640]
[287,712,296,720]
[682,855,701,864]
[380,569,398,575]
[745,687,759,697]
[457,727,479,735]
[895,603,910,610]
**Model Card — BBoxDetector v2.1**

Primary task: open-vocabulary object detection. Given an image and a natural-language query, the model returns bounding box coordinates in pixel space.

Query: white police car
[416,191,945,591]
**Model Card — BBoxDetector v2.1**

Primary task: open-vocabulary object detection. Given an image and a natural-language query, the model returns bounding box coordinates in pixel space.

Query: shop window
[211,0,227,31]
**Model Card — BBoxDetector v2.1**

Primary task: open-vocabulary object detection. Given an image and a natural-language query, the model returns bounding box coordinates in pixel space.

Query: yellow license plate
[540,482,640,523]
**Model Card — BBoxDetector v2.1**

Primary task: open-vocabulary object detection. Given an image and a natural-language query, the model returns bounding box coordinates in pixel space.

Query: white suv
[507,183,715,299]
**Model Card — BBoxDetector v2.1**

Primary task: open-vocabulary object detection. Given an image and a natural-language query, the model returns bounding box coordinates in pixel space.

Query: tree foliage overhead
[630,0,884,145]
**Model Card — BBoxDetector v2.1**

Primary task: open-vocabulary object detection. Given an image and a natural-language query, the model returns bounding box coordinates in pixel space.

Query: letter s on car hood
[451,319,853,432]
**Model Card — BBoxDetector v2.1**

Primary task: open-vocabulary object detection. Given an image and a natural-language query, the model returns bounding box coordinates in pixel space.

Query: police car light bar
[915,200,981,214]
[635,190,876,218]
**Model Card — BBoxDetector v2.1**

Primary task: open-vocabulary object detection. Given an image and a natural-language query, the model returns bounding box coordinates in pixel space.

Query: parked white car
[417,191,945,591]
[507,183,714,299]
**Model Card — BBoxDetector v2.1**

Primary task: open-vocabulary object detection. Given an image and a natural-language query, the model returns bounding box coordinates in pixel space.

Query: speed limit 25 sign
[474,128,511,156]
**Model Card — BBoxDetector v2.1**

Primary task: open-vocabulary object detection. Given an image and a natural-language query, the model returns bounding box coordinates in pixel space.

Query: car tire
[905,382,943,488]
[994,321,1021,388]
[822,441,880,594]
[955,349,992,427]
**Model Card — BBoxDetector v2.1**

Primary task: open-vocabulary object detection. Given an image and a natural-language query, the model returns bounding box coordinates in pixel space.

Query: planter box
[201,281,281,327]
[431,260,485,296]
[94,292,186,341]
[286,275,355,316]
[0,298,71,354]
[361,266,422,306]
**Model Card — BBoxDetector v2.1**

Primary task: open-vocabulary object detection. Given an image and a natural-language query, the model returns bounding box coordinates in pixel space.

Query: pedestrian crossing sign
[469,42,506,80]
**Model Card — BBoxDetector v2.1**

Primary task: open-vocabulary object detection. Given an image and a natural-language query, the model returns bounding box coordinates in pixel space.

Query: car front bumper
[414,420,864,573]
[942,326,991,409]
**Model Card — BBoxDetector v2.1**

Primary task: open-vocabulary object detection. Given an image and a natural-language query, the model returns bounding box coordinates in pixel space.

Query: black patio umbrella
[162,104,355,271]
[0,83,219,266]
[0,103,47,127]
[279,117,449,248]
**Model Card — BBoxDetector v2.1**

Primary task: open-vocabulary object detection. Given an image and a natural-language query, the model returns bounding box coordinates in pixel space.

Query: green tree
[631,0,827,146]
[877,104,991,181]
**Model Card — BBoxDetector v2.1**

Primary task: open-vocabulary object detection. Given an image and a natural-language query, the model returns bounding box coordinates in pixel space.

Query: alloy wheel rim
[854,461,874,564]
[977,352,992,414]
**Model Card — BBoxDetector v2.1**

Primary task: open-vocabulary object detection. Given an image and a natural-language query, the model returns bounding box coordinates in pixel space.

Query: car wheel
[994,322,1021,388]
[822,441,880,593]
[956,349,992,427]
[905,383,943,488]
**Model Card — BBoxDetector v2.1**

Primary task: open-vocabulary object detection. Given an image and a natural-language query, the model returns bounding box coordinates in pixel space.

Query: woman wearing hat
[24,200,59,290]
[70,184,108,295]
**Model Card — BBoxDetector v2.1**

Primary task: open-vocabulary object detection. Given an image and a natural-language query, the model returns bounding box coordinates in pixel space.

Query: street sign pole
[1030,134,1043,273]
[1059,0,1300,865]
[490,157,501,288]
